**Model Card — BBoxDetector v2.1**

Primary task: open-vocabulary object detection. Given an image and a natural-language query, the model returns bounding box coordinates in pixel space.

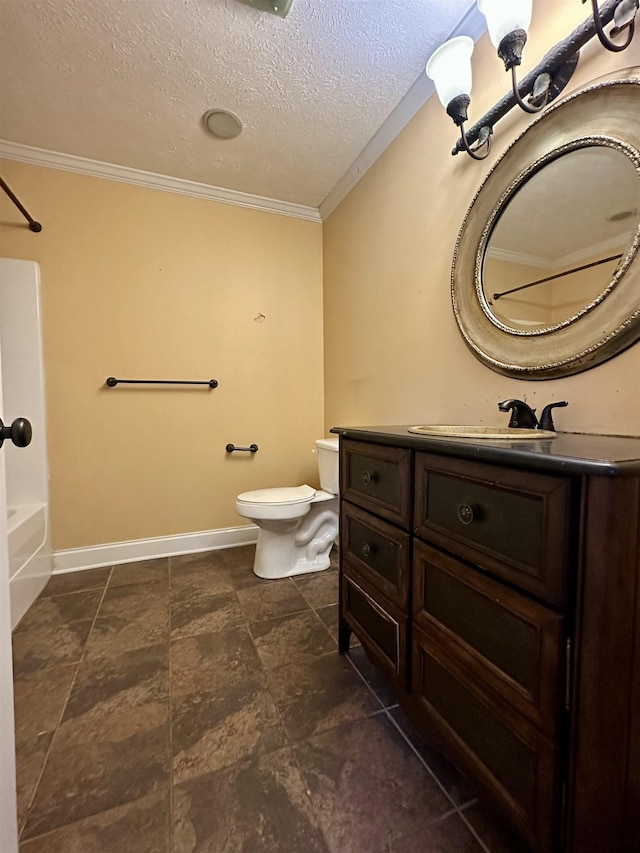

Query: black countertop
[330,425,640,477]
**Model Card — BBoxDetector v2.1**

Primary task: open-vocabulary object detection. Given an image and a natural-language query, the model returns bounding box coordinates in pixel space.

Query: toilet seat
[237,484,316,507]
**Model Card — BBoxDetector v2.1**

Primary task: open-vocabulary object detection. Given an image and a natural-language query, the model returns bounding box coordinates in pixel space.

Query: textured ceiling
[490,146,640,265]
[0,0,475,208]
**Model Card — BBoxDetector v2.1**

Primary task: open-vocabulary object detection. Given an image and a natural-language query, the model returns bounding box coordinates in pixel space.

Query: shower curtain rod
[0,177,42,232]
[492,253,623,301]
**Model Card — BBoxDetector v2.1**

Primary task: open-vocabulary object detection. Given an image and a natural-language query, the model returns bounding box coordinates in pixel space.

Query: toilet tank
[315,438,340,495]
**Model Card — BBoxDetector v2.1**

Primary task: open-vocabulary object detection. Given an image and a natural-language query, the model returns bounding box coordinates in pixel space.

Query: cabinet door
[414,452,573,607]
[413,627,561,851]
[341,439,411,527]
[341,569,407,687]
[341,501,410,609]
[413,540,564,737]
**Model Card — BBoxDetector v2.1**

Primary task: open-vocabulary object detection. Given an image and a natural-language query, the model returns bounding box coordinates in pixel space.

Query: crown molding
[0,140,322,223]
[552,232,633,270]
[487,233,633,272]
[319,3,487,221]
[485,246,553,269]
[0,5,484,226]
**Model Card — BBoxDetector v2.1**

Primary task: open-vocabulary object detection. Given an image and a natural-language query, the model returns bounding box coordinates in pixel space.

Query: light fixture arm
[586,0,638,51]
[510,65,547,113]
[460,124,492,160]
[446,95,492,160]
[452,0,629,155]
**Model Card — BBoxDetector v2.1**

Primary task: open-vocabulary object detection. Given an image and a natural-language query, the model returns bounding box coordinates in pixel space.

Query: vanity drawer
[414,452,573,607]
[341,569,408,687]
[413,540,564,736]
[341,502,410,609]
[341,439,411,527]
[412,627,560,850]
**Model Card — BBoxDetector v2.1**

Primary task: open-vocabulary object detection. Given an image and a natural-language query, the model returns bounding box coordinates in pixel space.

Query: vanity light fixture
[427,0,639,161]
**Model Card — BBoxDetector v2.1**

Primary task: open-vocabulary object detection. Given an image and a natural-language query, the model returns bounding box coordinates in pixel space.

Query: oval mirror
[484,146,640,332]
[452,68,640,379]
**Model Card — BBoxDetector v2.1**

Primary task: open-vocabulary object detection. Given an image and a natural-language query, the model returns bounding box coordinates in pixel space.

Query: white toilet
[235,437,340,579]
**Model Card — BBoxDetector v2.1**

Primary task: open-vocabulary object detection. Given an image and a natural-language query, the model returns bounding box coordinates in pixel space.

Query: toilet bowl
[235,438,339,579]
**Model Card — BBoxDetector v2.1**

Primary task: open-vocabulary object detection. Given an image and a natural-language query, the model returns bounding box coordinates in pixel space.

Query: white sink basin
[408,425,556,440]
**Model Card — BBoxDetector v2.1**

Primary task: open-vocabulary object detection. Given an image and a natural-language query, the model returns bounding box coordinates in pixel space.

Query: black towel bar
[226,444,258,453]
[106,377,218,388]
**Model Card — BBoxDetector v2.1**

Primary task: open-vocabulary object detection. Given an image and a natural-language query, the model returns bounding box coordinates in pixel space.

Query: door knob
[0,417,33,449]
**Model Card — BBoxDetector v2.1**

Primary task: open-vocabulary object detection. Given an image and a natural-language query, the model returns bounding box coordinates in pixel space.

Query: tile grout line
[17,567,115,842]
[172,553,488,852]
[456,803,493,853]
[222,565,335,853]
[30,551,490,852]
[383,706,462,816]
[234,556,341,853]
[383,710,495,851]
[249,653,335,853]
[343,651,397,712]
[286,732,334,853]
[342,641,491,851]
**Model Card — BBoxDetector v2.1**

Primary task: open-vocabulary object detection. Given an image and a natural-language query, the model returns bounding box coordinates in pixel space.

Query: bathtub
[8,503,51,629]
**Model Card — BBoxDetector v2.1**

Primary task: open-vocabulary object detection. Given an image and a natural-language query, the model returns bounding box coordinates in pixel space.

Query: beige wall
[323,2,640,437]
[0,161,324,550]
[2,4,640,554]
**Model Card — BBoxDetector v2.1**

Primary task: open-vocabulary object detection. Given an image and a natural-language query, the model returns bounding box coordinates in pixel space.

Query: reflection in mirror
[483,146,640,331]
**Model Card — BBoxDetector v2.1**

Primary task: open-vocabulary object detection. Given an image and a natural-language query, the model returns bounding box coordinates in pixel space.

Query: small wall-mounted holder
[226,443,258,453]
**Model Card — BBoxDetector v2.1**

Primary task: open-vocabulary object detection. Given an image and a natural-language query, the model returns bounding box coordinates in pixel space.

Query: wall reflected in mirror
[483,146,640,331]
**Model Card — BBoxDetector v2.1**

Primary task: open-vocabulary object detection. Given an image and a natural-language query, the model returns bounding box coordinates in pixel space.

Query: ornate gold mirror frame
[452,68,640,379]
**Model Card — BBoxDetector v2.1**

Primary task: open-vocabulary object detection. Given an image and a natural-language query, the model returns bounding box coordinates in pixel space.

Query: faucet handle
[538,401,568,432]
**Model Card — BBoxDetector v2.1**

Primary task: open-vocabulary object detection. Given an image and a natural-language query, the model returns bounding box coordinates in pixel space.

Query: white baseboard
[53,524,258,574]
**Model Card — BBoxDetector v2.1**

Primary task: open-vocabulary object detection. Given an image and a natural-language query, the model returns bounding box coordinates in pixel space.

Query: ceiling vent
[202,110,243,139]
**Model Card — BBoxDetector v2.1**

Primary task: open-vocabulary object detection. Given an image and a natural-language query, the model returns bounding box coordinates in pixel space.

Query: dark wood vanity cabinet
[339,440,412,690]
[336,430,640,853]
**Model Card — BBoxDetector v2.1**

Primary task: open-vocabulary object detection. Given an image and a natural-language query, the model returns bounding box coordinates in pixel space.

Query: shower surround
[0,258,52,628]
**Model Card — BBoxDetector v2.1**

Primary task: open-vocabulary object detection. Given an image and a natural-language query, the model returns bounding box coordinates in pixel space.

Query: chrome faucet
[498,399,568,431]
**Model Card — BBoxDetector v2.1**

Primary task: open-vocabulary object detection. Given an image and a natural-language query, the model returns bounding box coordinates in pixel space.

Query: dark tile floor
[12,546,525,852]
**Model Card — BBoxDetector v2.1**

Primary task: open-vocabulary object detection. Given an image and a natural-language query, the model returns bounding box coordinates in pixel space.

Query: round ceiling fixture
[202,109,243,140]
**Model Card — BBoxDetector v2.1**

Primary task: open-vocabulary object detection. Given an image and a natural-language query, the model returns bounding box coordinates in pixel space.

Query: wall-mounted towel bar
[226,444,258,453]
[0,177,42,232]
[106,377,218,388]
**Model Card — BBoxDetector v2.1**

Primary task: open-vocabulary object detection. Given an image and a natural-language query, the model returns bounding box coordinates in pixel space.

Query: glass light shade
[426,36,474,108]
[477,0,532,47]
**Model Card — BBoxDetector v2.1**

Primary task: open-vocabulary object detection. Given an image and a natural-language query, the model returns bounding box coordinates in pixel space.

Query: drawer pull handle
[361,542,372,558]
[361,470,377,486]
[457,503,475,525]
